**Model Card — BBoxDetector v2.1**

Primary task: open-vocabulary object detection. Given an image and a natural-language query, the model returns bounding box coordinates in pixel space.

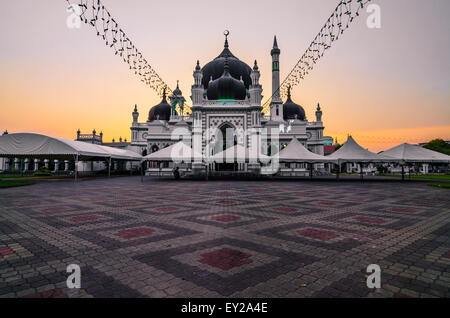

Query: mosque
[122,33,325,174]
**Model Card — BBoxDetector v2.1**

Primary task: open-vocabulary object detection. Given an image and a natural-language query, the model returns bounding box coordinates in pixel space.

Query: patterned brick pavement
[0,177,449,298]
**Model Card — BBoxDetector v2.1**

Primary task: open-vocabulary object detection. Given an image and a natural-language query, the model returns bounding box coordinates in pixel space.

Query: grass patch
[428,183,450,189]
[380,174,450,180]
[0,181,35,188]
[0,175,34,179]
[0,175,68,180]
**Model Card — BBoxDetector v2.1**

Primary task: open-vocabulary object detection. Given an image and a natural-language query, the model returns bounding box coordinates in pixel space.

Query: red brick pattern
[198,248,253,270]
[0,246,14,259]
[115,227,154,239]
[211,215,241,222]
[154,206,180,213]
[353,216,387,224]
[24,289,67,298]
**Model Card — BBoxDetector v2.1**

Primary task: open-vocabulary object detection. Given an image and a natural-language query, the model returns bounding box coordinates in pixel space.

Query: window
[272,61,279,71]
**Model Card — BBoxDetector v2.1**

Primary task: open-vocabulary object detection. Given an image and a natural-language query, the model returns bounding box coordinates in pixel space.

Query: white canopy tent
[380,143,450,163]
[97,144,144,161]
[0,133,142,160]
[326,136,399,180]
[0,133,142,180]
[327,136,397,163]
[209,144,271,164]
[142,141,203,163]
[277,137,336,163]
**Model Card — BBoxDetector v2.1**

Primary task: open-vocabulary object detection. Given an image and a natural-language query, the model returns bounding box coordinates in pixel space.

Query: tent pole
[401,165,405,181]
[360,162,364,183]
[108,157,111,178]
[141,160,144,183]
[75,154,78,182]
[336,163,340,181]
[309,163,313,180]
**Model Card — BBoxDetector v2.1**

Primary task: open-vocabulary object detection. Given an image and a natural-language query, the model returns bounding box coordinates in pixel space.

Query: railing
[200,100,250,106]
[77,134,102,141]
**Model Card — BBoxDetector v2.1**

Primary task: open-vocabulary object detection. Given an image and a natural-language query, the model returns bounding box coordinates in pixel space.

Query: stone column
[23,159,29,172]
[34,159,40,171]
[44,159,49,169]
[64,160,69,171]
[54,160,59,172]
[14,158,20,171]
[5,158,10,171]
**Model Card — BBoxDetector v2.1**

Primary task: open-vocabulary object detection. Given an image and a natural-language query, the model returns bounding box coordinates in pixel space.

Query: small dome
[148,89,177,121]
[173,81,182,96]
[283,86,305,121]
[206,58,246,100]
[201,34,252,90]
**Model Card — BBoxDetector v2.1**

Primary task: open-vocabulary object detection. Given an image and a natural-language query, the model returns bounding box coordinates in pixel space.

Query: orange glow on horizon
[328,125,450,153]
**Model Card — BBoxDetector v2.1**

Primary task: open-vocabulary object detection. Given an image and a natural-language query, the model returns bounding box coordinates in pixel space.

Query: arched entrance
[215,123,238,172]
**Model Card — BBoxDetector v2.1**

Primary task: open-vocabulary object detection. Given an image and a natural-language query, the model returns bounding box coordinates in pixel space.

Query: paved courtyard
[0,177,449,298]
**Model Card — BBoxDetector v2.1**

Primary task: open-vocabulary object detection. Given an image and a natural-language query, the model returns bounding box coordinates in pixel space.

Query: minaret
[191,60,204,105]
[315,103,322,122]
[270,36,283,121]
[249,60,262,106]
[132,104,139,124]
[170,81,185,116]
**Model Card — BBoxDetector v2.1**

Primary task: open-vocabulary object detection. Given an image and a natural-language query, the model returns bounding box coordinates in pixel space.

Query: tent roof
[96,144,143,160]
[0,133,142,160]
[210,144,271,163]
[143,141,202,162]
[327,136,396,163]
[380,143,450,163]
[277,137,335,163]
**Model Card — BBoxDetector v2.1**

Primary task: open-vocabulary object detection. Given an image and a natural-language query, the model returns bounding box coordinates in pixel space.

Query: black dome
[148,89,177,121]
[201,38,252,90]
[283,87,306,121]
[206,59,246,100]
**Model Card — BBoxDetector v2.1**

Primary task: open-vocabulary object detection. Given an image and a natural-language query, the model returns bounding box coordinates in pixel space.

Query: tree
[423,139,450,155]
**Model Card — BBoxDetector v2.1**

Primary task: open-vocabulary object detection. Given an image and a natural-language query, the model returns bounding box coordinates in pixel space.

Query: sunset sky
[0,0,449,152]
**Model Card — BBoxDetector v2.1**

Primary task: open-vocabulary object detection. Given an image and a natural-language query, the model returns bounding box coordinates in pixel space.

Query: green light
[217,99,235,105]
[273,61,279,71]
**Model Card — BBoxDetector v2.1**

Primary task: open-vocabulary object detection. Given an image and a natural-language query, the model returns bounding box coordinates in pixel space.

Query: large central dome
[206,58,247,100]
[201,36,252,90]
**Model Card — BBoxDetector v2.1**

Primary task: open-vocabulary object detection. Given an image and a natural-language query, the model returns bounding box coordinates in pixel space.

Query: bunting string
[262,0,371,114]
[65,0,192,113]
